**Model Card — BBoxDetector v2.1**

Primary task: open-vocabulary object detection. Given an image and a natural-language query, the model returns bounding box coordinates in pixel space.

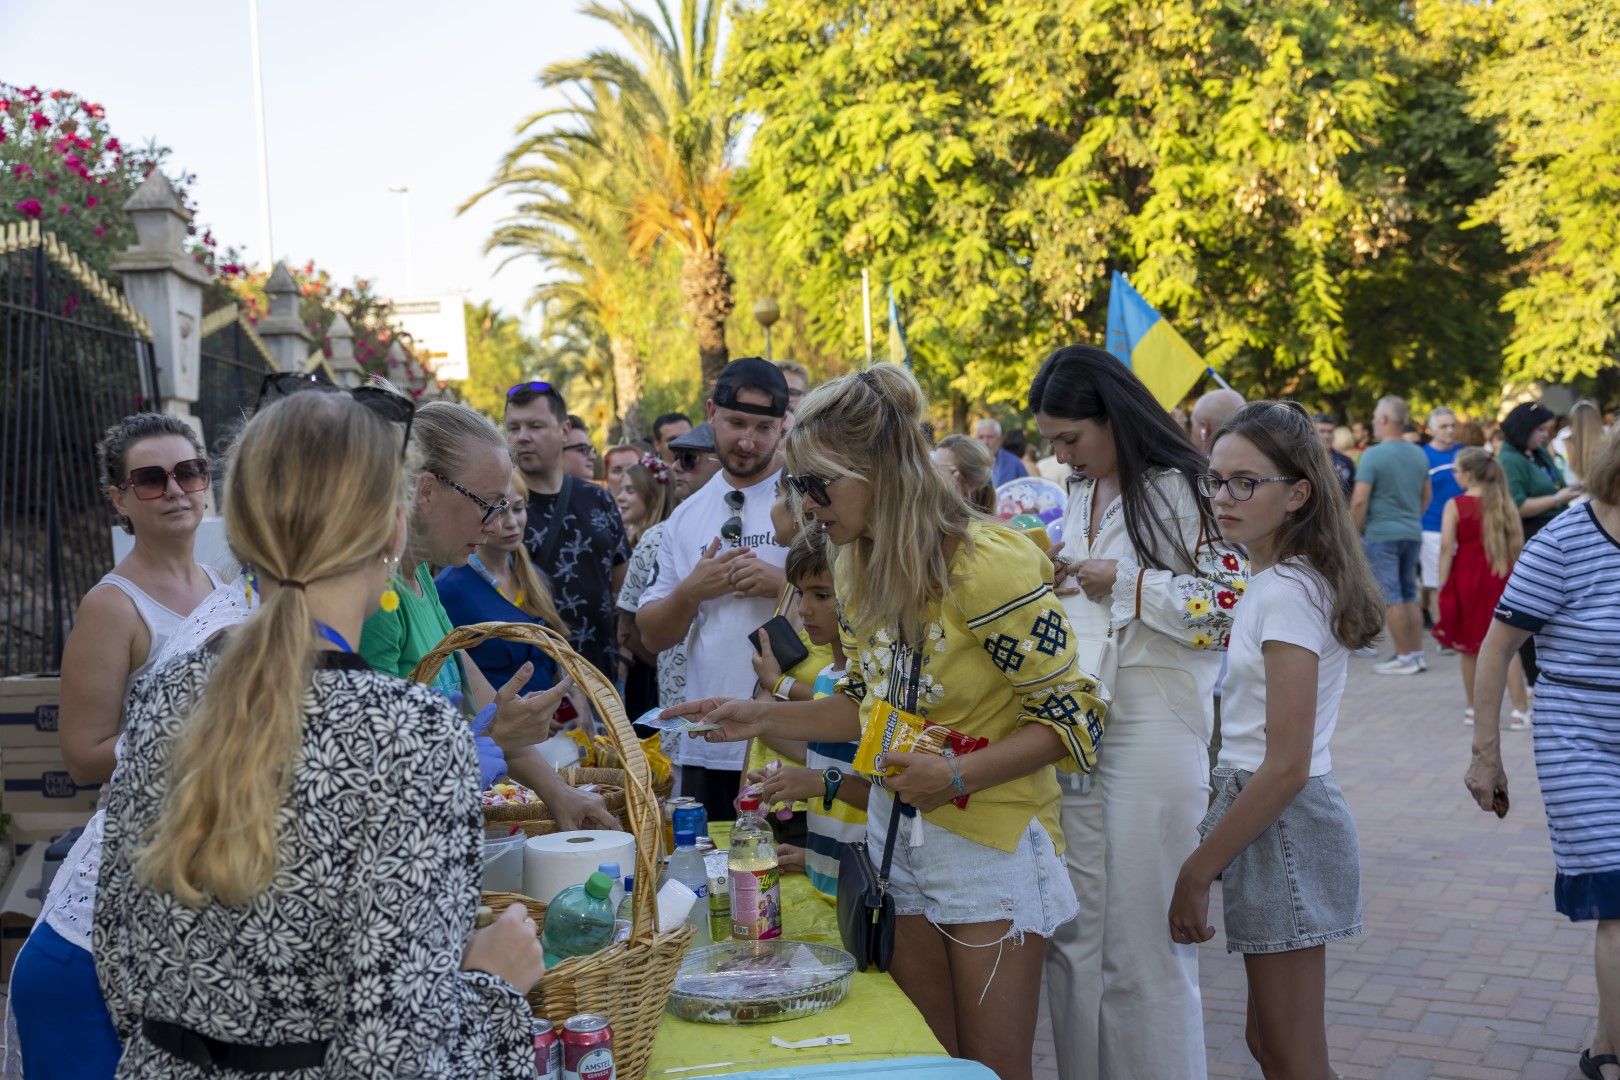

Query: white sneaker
[1374,656,1424,676]
[1463,708,1475,726]
[1509,709,1533,731]
[1412,652,1429,672]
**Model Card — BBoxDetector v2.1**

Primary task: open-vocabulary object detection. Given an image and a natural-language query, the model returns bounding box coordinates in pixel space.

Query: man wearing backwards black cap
[637,358,791,821]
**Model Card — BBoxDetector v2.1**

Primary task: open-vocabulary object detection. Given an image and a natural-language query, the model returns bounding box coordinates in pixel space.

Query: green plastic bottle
[541,871,617,967]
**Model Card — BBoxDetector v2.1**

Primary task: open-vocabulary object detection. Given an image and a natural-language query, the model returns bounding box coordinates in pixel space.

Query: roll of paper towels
[523,830,636,905]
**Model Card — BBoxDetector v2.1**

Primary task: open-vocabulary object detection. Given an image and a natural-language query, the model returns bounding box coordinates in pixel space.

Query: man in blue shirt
[1419,408,1461,633]
[975,418,1028,487]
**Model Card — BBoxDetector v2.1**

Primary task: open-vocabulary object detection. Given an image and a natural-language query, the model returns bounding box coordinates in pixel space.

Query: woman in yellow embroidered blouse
[667,364,1105,1080]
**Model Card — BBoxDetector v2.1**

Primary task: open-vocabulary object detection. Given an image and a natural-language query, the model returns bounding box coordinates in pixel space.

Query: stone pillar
[256,261,312,373]
[109,171,209,438]
[326,313,363,387]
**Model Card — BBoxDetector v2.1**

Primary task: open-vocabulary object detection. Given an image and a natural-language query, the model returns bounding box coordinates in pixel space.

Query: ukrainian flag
[1104,271,1210,409]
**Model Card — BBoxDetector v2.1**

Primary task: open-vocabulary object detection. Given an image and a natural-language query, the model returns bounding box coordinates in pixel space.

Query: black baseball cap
[667,422,717,453]
[712,357,789,418]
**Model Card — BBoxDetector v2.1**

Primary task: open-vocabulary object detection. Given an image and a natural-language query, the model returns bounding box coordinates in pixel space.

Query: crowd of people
[5,343,1619,1080]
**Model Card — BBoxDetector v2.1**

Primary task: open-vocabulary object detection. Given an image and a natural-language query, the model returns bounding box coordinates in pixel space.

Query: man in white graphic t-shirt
[637,357,791,821]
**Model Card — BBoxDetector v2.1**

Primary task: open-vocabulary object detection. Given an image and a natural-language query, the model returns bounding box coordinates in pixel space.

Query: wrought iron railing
[0,223,157,675]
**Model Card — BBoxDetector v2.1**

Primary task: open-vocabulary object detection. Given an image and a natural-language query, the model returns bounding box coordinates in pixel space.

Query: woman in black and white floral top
[94,389,544,1078]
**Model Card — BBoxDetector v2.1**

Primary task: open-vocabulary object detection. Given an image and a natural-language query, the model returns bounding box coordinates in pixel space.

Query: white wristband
[773,675,797,701]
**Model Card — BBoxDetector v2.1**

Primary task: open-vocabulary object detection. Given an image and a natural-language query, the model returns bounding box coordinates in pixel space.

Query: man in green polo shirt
[1351,395,1432,676]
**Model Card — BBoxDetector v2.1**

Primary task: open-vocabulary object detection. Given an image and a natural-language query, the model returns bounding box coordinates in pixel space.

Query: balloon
[1008,514,1044,532]
[996,477,1068,521]
[1038,505,1063,524]
[1045,520,1065,547]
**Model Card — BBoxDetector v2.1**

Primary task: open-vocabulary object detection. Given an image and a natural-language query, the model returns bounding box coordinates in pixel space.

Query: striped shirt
[804,664,865,899]
[1495,504,1620,875]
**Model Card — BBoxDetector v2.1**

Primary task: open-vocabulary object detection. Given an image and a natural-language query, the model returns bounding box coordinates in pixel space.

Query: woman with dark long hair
[1030,345,1246,1080]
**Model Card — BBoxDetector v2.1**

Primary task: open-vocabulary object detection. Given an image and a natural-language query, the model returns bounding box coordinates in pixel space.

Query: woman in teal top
[1498,402,1583,538]
[361,400,616,831]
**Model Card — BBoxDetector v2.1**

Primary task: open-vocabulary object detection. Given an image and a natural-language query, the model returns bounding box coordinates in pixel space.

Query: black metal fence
[0,234,158,675]
[197,316,272,469]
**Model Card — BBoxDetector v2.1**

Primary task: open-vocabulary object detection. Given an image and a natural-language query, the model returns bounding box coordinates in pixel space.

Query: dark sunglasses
[118,458,209,500]
[563,442,597,458]
[506,380,557,400]
[256,372,415,458]
[435,472,511,525]
[783,471,834,508]
[721,488,745,545]
[674,450,716,472]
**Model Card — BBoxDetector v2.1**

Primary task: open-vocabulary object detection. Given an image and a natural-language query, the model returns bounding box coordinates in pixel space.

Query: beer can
[672,801,708,842]
[532,1018,561,1080]
[562,1013,615,1080]
[662,797,694,855]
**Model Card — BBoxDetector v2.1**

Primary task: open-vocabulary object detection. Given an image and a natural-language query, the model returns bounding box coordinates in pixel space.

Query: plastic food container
[482,826,526,893]
[666,940,855,1024]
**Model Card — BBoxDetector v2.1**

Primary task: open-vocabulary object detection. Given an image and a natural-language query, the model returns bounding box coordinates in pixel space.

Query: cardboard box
[3,746,101,817]
[0,676,63,750]
[8,811,91,857]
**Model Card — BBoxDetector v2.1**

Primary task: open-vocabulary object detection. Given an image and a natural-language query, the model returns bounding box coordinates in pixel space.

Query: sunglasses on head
[721,488,745,545]
[118,458,210,500]
[506,380,557,400]
[256,373,415,458]
[783,472,834,508]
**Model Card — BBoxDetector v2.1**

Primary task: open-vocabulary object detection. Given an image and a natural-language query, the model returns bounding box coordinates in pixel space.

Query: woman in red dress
[1435,449,1527,725]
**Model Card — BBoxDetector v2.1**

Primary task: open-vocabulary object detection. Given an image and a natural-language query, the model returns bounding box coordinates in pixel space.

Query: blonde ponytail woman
[94,391,543,1076]
[668,364,1104,1080]
[932,433,997,514]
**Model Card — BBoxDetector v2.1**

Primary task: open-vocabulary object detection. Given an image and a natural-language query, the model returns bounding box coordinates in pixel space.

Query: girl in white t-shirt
[1169,401,1384,1079]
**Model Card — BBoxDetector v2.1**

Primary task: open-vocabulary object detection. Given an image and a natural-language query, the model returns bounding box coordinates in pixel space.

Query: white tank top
[36,565,224,952]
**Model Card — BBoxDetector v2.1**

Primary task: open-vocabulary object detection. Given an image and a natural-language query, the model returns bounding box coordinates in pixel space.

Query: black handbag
[836,645,920,972]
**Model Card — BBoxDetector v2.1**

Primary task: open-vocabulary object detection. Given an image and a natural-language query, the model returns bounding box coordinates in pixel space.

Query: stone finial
[256,260,313,372]
[327,313,363,387]
[264,261,298,320]
[122,170,192,257]
[386,340,407,371]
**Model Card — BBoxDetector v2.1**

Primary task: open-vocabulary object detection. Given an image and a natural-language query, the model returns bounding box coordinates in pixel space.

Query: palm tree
[465,79,648,434]
[475,0,742,395]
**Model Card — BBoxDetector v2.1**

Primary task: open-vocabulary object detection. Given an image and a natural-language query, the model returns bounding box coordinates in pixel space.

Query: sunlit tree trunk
[610,335,644,439]
[684,249,735,391]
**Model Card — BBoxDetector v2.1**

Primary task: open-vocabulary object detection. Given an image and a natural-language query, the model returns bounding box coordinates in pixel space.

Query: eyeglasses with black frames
[1194,473,1299,502]
[783,472,834,508]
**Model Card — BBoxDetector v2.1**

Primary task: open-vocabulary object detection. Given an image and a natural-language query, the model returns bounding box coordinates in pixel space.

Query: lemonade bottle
[727,795,782,940]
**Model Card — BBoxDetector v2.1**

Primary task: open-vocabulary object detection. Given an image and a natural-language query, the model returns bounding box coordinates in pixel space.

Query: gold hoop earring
[379,553,401,613]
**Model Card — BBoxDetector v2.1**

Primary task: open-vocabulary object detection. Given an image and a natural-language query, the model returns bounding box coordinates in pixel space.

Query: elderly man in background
[1189,388,1245,454]
[975,417,1029,486]
[1352,395,1433,676]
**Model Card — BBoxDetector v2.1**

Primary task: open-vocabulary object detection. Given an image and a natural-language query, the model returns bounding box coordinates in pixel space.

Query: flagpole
[861,268,874,367]
[1205,367,1234,392]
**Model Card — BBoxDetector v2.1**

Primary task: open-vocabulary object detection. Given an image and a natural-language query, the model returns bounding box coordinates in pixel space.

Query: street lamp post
[752,296,780,361]
[388,185,413,296]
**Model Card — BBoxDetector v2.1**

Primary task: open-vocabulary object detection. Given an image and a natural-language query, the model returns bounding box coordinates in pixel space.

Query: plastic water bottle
[617,875,635,923]
[597,860,623,912]
[668,830,713,946]
[728,796,782,940]
[540,871,616,967]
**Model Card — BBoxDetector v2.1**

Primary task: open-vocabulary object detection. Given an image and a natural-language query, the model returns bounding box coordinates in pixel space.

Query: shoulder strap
[533,472,576,570]
[876,641,923,876]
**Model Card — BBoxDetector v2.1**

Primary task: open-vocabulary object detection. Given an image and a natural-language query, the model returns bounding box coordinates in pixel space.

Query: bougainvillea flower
[13,164,30,177]
[29,111,48,130]
[83,102,104,119]
[106,137,120,152]
[15,199,42,218]
[22,87,42,105]
[93,225,106,238]
[84,195,97,208]
[57,204,70,214]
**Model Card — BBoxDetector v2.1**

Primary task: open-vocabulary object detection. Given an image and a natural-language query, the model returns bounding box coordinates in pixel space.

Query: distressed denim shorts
[867,789,1077,939]
[1200,767,1365,954]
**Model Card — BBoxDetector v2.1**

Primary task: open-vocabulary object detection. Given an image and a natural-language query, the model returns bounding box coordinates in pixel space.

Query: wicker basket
[412,622,693,1080]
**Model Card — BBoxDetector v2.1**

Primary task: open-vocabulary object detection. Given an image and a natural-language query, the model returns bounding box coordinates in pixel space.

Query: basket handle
[410,621,663,945]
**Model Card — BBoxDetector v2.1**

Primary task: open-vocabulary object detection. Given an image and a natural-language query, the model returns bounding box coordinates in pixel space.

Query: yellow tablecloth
[644,824,947,1078]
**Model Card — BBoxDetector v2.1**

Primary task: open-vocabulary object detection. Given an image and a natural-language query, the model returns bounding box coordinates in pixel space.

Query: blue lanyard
[313,620,355,654]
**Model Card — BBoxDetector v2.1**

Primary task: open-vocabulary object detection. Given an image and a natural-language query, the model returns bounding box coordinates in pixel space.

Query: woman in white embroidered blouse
[1032,345,1247,1080]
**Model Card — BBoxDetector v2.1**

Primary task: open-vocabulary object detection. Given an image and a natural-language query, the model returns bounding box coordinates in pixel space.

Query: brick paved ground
[1034,645,1598,1080]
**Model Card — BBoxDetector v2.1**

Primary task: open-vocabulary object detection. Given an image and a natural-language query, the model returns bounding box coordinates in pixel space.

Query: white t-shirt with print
[1216,558,1348,777]
[618,522,688,711]
[638,469,787,769]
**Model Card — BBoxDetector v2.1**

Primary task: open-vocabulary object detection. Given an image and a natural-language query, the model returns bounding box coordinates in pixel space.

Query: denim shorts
[1364,537,1421,604]
[867,789,1077,939]
[1200,767,1364,954]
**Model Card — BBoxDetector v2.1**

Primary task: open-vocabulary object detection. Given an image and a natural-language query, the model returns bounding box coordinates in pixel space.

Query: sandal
[1463,708,1475,726]
[1579,1048,1618,1079]
[1510,709,1533,731]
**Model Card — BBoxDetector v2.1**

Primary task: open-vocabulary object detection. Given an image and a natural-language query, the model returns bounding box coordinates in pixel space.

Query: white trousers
[1045,668,1210,1080]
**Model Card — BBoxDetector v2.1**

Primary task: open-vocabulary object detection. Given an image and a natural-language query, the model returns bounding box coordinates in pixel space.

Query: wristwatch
[821,766,844,811]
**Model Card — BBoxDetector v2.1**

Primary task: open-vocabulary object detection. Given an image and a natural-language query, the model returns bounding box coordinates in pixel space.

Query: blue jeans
[1364,538,1421,605]
[11,921,121,1078]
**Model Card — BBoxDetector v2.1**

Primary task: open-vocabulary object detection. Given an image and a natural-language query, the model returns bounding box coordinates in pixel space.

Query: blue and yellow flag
[887,287,910,369]
[1104,271,1209,409]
